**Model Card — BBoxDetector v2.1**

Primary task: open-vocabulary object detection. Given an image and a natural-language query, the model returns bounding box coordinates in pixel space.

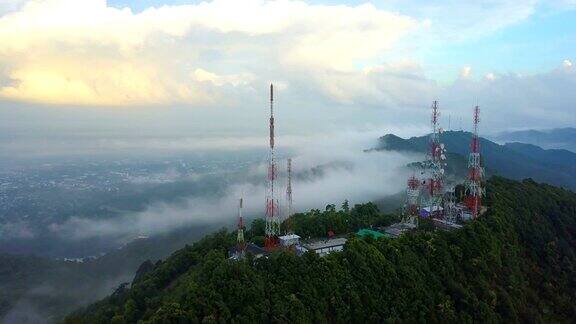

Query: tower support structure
[465,106,484,218]
[285,158,293,234]
[236,198,246,258]
[402,174,420,227]
[425,101,446,218]
[265,84,280,251]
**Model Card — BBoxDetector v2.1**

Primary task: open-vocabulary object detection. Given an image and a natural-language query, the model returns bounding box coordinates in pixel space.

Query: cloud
[0,220,35,239]
[485,72,496,81]
[48,130,417,241]
[442,60,576,131]
[459,66,472,79]
[0,0,418,106]
[0,0,572,134]
[0,0,26,15]
[383,0,539,41]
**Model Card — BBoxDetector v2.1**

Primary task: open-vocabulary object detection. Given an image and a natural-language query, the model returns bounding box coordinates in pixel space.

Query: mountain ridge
[373,130,576,190]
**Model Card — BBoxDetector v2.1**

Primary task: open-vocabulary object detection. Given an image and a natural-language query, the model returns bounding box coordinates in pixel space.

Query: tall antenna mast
[465,106,483,218]
[265,84,280,251]
[426,101,446,218]
[236,198,245,258]
[286,158,293,234]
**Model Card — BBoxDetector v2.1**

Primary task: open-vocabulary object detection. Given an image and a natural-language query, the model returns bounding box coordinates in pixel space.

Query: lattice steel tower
[265,84,280,251]
[425,101,446,218]
[465,106,484,218]
[236,198,246,258]
[285,158,293,234]
[402,174,420,227]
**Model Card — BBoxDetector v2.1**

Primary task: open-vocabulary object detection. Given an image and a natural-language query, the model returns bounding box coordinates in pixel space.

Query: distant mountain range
[372,130,576,190]
[494,127,576,152]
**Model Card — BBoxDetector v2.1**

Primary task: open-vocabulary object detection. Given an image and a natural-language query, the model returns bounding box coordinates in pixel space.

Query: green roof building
[356,228,389,239]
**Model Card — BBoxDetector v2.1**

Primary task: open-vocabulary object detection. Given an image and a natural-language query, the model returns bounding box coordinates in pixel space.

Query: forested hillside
[68,177,576,323]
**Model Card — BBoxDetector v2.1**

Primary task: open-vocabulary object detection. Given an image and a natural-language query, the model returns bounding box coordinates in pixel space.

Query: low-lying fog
[0,130,421,258]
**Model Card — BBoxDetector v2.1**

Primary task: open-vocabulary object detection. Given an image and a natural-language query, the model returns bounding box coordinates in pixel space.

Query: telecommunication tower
[444,187,458,223]
[236,198,246,258]
[402,174,420,227]
[425,101,446,218]
[465,106,484,218]
[265,84,280,251]
[285,158,293,234]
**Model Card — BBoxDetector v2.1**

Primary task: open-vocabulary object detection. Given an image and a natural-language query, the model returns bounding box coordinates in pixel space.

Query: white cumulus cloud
[0,0,418,106]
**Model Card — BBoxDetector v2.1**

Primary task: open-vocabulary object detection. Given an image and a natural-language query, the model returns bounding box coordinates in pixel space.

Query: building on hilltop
[279,234,300,247]
[356,228,389,239]
[383,222,416,238]
[229,243,266,260]
[302,238,347,257]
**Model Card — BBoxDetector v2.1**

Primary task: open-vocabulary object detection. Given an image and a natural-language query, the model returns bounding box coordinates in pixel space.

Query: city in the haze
[0,0,575,323]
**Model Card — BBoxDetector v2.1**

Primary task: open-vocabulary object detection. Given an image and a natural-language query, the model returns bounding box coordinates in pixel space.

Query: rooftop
[433,218,463,230]
[356,228,387,239]
[303,237,348,250]
[383,222,416,238]
[279,234,301,240]
[228,243,266,257]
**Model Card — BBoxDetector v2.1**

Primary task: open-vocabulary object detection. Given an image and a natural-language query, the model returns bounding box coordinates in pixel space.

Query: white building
[303,238,347,257]
[279,234,301,247]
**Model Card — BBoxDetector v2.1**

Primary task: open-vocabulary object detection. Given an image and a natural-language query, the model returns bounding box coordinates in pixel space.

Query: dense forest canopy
[67,177,576,323]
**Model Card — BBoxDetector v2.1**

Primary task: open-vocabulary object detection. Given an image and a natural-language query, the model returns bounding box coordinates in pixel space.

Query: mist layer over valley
[0,130,415,258]
[0,130,418,321]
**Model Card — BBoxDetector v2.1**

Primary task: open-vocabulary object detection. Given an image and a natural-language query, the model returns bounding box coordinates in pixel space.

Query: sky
[0,0,575,157]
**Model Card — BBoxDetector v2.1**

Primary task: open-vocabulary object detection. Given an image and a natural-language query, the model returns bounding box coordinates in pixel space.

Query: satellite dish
[441,154,446,160]
[440,143,445,149]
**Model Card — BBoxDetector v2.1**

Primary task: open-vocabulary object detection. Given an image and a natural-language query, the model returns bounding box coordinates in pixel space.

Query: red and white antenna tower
[236,198,245,258]
[465,106,483,218]
[426,101,446,218]
[402,174,420,227]
[285,158,293,234]
[265,84,280,251]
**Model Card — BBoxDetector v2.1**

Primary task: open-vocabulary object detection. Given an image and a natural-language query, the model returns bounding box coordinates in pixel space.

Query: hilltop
[373,130,576,190]
[67,177,576,322]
